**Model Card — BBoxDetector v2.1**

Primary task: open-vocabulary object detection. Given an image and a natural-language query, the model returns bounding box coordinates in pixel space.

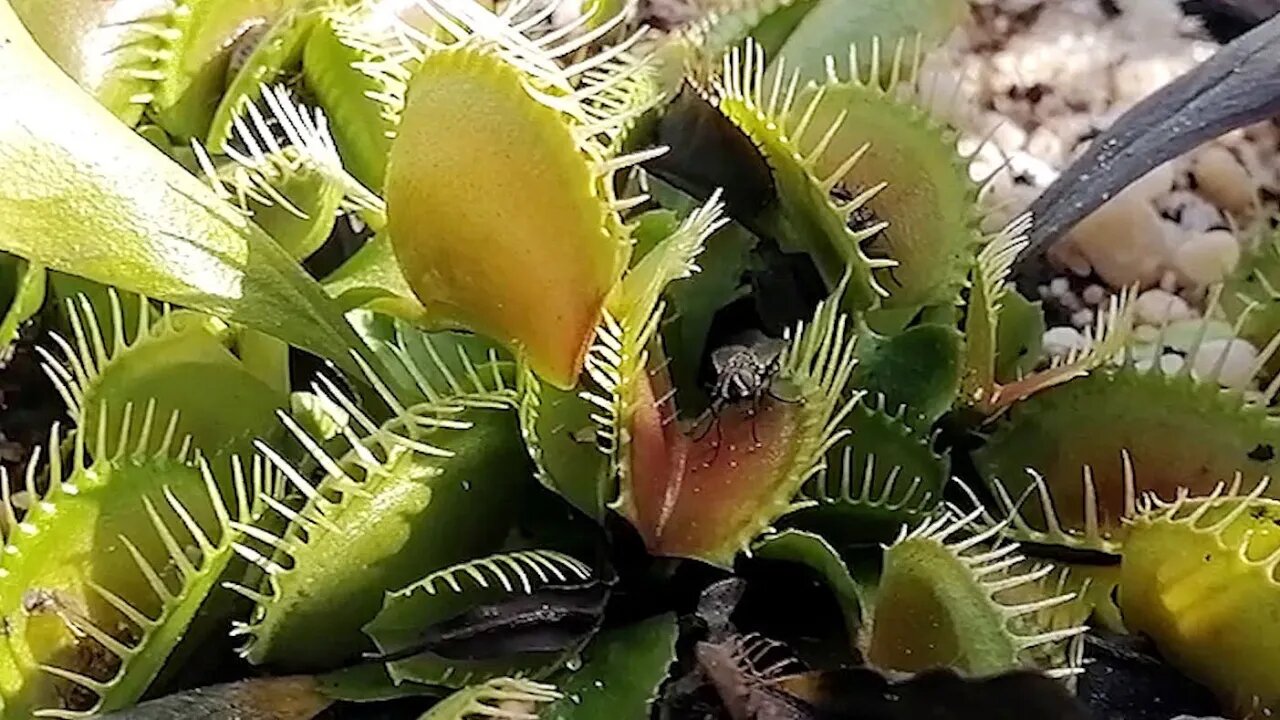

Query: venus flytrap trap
[362,549,606,688]
[607,274,860,566]
[0,403,280,718]
[230,342,530,672]
[974,327,1280,545]
[788,394,949,544]
[383,0,666,389]
[1119,479,1280,716]
[38,291,288,474]
[864,509,1089,680]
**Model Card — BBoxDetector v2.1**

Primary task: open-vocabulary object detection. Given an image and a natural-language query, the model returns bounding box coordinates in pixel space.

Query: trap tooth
[863,509,1087,679]
[974,364,1280,550]
[0,406,274,717]
[385,2,658,389]
[1120,487,1280,715]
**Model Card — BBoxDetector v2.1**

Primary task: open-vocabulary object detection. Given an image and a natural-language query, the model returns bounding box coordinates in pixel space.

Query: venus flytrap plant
[8,0,1280,717]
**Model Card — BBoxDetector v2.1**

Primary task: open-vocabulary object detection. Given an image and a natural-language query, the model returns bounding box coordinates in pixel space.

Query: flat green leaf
[0,2,365,376]
[540,614,678,720]
[852,323,963,428]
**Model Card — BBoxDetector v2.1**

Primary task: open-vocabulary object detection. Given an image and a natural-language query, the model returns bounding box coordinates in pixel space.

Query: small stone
[1128,160,1176,200]
[1071,308,1095,328]
[1134,288,1193,326]
[1159,220,1187,252]
[1174,229,1240,287]
[1052,191,1167,289]
[1192,338,1259,389]
[1158,353,1185,375]
[1049,277,1070,297]
[1043,326,1084,357]
[1060,291,1083,312]
[1131,342,1160,370]
[1162,319,1235,353]
[1156,190,1223,233]
[1082,284,1107,305]
[1192,144,1257,216]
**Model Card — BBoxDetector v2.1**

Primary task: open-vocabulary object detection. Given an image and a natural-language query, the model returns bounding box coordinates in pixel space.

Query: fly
[694,330,794,462]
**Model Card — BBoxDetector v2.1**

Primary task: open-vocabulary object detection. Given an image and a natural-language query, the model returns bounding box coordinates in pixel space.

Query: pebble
[1129,161,1176,200]
[1052,191,1167,288]
[1192,144,1257,217]
[1070,308,1094,328]
[1133,324,1161,344]
[1159,219,1187,253]
[1191,338,1259,389]
[1162,319,1235,353]
[1134,288,1193,326]
[1082,284,1107,305]
[1042,326,1085,357]
[1156,190,1224,233]
[1174,229,1240,287]
[1158,353,1185,375]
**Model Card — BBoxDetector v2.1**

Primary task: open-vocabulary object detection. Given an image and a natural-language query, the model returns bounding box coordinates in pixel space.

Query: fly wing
[751,337,788,370]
